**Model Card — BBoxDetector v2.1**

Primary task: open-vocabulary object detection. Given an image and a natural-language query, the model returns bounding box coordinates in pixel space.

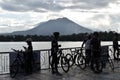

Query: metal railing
[0,52,10,74]
[0,47,82,74]
[0,45,114,74]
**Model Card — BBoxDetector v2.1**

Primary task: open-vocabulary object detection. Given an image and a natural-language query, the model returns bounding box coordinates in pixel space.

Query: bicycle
[76,49,86,69]
[65,49,79,67]
[10,48,25,78]
[66,48,86,70]
[10,49,40,78]
[49,49,69,73]
[90,48,114,73]
[100,48,114,72]
[103,48,115,71]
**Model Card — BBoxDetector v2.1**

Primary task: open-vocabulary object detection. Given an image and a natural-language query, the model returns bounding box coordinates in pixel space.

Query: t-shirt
[90,37,101,51]
[51,38,59,53]
[85,39,91,50]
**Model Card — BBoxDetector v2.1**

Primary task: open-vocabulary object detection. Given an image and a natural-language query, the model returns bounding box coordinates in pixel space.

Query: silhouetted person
[23,38,33,75]
[81,33,89,48]
[51,32,61,75]
[81,34,92,65]
[113,33,119,60]
[90,32,101,73]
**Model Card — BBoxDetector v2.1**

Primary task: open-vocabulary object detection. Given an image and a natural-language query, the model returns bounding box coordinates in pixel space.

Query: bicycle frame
[57,49,66,65]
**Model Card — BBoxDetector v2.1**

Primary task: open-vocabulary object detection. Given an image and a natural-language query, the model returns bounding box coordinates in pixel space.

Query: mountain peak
[47,17,71,23]
[10,17,93,35]
[57,17,69,21]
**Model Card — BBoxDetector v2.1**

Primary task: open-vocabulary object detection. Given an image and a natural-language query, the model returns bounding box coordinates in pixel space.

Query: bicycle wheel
[77,54,86,70]
[10,60,19,78]
[92,59,103,73]
[66,54,74,67]
[107,57,114,71]
[75,53,81,66]
[61,57,69,73]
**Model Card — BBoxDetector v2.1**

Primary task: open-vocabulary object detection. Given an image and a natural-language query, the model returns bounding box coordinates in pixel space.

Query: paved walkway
[1,61,120,80]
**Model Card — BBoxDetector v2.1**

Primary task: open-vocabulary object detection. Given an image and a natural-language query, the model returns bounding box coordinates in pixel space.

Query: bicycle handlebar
[11,48,23,53]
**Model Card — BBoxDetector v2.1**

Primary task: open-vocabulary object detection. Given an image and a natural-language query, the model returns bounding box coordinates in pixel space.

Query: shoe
[94,71,101,74]
[86,64,90,67]
[24,73,31,76]
[90,66,94,70]
[114,57,118,60]
[117,58,120,61]
[52,71,55,74]
[56,72,62,76]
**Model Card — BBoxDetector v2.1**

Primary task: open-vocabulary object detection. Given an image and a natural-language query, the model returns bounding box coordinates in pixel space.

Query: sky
[0,0,120,33]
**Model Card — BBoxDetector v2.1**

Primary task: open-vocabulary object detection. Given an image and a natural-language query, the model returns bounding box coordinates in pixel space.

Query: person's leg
[96,54,100,72]
[113,48,117,59]
[51,56,55,74]
[54,57,62,76]
[90,52,95,70]
[87,50,91,65]
[85,50,89,64]
[118,48,120,58]
[25,61,28,74]
[116,47,119,59]
[54,56,58,73]
[29,58,33,74]
[25,59,30,74]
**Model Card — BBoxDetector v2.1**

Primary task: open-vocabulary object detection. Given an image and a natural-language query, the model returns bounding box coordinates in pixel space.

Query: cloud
[0,12,37,33]
[0,0,117,12]
[0,0,65,12]
[83,13,120,32]
[108,14,120,32]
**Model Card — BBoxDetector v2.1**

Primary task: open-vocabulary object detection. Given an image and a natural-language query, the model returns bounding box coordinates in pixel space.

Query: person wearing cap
[24,38,33,74]
[51,32,61,75]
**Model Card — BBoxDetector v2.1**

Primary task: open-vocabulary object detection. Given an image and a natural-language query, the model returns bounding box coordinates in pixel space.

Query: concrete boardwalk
[1,61,120,80]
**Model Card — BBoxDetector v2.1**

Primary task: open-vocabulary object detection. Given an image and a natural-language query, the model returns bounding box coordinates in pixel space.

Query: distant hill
[10,17,93,35]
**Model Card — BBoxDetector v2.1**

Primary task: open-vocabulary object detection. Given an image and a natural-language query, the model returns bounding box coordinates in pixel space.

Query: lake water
[0,41,114,52]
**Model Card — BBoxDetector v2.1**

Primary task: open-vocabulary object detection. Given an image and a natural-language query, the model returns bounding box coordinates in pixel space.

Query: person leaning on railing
[23,38,33,75]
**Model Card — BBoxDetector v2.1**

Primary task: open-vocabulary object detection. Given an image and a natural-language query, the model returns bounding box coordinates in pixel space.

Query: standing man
[113,33,119,60]
[24,38,33,75]
[90,32,101,73]
[51,32,61,75]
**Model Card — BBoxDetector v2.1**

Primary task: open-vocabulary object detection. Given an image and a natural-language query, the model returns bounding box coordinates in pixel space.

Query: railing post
[48,50,51,69]
[0,53,9,74]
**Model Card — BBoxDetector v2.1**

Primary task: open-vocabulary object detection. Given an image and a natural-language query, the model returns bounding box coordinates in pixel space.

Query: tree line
[0,31,119,41]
